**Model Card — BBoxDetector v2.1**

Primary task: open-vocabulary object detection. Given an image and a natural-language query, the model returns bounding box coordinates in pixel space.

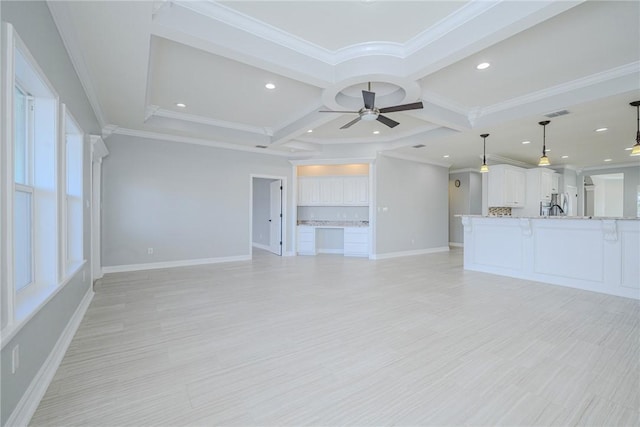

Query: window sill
[1,259,88,348]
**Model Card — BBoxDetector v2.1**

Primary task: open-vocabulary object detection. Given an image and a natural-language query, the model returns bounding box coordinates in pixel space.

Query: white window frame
[1,23,87,344]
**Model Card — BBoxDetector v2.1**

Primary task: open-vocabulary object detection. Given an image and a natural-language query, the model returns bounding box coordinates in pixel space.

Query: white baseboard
[317,249,344,254]
[252,242,270,251]
[371,246,450,260]
[6,287,94,427]
[449,242,463,248]
[102,255,251,274]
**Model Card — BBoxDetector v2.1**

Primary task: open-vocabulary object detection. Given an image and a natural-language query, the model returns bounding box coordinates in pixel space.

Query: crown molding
[449,168,481,174]
[479,61,640,118]
[289,157,375,166]
[486,154,534,169]
[579,161,640,173]
[110,127,293,157]
[47,1,107,128]
[379,151,452,168]
[149,106,273,136]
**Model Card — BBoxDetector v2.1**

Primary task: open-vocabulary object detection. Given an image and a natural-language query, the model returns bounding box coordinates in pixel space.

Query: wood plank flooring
[30,249,639,426]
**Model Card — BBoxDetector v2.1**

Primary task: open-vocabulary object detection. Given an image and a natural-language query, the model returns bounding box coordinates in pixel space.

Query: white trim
[317,249,344,255]
[480,61,640,117]
[485,154,534,169]
[379,151,451,168]
[289,157,376,166]
[252,242,270,251]
[2,261,87,346]
[579,162,640,172]
[4,286,94,427]
[110,127,293,157]
[47,2,107,127]
[101,255,252,274]
[371,246,450,260]
[449,242,463,248]
[150,106,273,136]
[450,168,481,174]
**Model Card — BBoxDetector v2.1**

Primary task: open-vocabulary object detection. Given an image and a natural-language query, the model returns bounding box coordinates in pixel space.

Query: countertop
[457,215,639,220]
[297,220,369,227]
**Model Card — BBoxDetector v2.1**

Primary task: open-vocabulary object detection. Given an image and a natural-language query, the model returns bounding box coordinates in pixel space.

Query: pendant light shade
[630,101,640,156]
[538,120,551,166]
[480,133,489,173]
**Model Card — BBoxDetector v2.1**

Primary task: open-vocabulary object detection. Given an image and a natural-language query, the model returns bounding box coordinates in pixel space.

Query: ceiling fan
[320,82,424,129]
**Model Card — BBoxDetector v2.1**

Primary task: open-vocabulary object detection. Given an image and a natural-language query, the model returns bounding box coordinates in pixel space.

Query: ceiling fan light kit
[320,82,423,130]
[630,100,640,156]
[538,120,551,167]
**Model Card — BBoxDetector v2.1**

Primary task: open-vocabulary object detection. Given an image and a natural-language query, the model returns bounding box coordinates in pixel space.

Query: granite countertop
[297,220,369,227]
[457,215,639,220]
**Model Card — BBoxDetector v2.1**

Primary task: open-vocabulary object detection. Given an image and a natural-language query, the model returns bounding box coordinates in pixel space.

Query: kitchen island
[460,215,639,299]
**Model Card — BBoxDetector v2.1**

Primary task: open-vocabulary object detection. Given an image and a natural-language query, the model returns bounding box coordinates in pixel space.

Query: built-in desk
[297,221,369,257]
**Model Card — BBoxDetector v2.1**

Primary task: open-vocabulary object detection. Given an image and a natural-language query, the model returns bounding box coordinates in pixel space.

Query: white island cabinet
[461,216,640,300]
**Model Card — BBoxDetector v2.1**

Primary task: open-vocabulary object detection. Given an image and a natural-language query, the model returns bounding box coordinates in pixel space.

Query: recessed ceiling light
[595,127,608,132]
[443,155,450,158]
[306,129,313,133]
[625,147,633,151]
[373,130,380,135]
[176,103,186,108]
[545,149,551,152]
[476,62,491,70]
[521,140,531,144]
[604,158,612,162]
[561,155,569,159]
[265,83,276,90]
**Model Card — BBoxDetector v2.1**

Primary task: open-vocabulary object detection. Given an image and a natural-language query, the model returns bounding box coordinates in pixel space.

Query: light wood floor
[31,249,639,426]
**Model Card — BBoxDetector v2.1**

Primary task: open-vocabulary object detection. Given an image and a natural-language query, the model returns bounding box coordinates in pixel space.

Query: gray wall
[375,155,449,254]
[448,171,482,245]
[1,2,97,425]
[102,135,294,266]
[252,178,273,247]
[578,165,640,217]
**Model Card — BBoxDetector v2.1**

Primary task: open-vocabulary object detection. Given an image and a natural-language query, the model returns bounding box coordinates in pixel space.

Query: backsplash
[297,206,369,221]
[488,207,512,216]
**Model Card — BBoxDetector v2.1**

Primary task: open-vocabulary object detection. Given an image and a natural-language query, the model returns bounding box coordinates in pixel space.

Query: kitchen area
[459,163,640,299]
[294,163,372,257]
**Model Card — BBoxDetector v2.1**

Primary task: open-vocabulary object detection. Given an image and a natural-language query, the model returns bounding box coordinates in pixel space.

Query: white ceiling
[48,0,640,170]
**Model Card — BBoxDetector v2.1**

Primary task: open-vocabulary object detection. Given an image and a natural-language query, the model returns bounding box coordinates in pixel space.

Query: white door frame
[249,174,288,257]
[90,135,108,281]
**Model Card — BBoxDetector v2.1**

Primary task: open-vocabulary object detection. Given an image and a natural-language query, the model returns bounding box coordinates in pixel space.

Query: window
[64,111,84,273]
[14,85,34,292]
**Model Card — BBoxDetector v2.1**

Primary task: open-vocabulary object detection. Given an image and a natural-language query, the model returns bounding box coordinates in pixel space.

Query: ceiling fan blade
[378,101,424,114]
[340,116,362,129]
[362,90,375,110]
[319,110,359,113]
[376,114,400,128]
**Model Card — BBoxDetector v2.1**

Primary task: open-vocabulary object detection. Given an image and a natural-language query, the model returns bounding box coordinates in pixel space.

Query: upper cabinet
[526,168,555,203]
[298,176,368,206]
[551,173,561,194]
[488,165,526,208]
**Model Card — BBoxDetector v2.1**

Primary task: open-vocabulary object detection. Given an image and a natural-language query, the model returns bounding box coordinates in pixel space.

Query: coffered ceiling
[48,0,640,170]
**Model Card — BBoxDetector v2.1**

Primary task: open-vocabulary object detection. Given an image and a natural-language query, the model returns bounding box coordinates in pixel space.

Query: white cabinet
[297,226,316,255]
[298,177,320,206]
[551,173,561,194]
[298,176,368,206]
[523,167,557,216]
[343,227,369,257]
[343,176,369,206]
[488,165,526,208]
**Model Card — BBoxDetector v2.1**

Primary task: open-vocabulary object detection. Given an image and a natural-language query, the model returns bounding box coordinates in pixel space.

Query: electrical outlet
[147,248,154,255]
[12,345,19,374]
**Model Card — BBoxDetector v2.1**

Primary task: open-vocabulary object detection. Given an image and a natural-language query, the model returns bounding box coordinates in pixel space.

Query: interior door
[566,185,578,216]
[269,180,282,255]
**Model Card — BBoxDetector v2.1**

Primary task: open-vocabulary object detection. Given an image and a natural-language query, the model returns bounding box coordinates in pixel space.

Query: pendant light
[480,133,489,173]
[538,120,551,166]
[630,101,640,156]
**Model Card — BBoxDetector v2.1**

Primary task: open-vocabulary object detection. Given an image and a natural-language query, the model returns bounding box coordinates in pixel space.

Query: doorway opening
[251,176,286,256]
